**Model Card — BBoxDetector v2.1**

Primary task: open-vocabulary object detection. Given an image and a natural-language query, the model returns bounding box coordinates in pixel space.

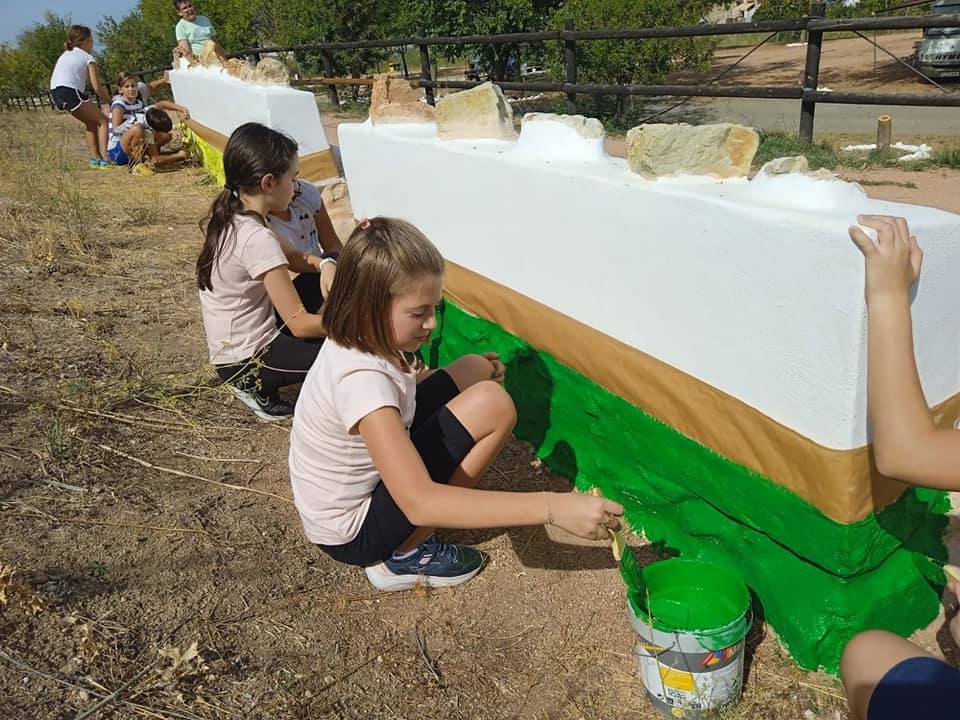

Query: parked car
[915,0,960,79]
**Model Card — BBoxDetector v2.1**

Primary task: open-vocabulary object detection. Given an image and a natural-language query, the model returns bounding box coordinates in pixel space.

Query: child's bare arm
[146,71,169,93]
[261,266,325,338]
[314,206,343,252]
[850,215,960,490]
[111,106,125,131]
[153,100,189,118]
[359,407,622,537]
[87,62,111,105]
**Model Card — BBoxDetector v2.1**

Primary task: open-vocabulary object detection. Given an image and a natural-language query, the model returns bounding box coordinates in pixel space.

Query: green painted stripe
[431,300,947,672]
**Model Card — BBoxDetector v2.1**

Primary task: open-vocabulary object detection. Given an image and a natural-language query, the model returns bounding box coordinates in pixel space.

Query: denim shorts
[868,656,960,719]
[107,143,130,166]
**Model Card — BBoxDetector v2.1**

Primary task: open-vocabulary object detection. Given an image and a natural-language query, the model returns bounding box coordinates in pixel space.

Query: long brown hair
[64,25,92,51]
[323,218,445,359]
[196,122,298,291]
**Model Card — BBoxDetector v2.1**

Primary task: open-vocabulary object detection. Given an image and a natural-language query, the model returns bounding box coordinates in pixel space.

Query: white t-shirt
[198,214,288,364]
[106,95,145,151]
[49,47,95,91]
[266,180,325,255]
[290,340,417,545]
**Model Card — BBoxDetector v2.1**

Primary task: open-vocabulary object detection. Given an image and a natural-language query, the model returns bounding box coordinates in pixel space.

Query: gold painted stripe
[444,262,960,524]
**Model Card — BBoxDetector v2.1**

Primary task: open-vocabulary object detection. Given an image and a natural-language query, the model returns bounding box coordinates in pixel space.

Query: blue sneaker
[98,159,111,169]
[364,538,486,592]
[88,159,100,169]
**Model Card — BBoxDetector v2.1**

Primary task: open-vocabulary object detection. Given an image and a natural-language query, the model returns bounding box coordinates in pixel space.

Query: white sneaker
[364,539,486,592]
[227,385,293,422]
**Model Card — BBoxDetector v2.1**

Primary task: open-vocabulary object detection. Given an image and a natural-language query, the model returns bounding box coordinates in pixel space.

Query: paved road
[641,96,960,137]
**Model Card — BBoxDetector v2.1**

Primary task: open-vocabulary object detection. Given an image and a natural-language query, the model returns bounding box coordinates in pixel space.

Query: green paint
[638,559,749,639]
[431,300,948,672]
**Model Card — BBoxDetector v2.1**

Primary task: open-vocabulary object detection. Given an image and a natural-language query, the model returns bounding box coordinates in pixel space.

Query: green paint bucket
[626,558,751,719]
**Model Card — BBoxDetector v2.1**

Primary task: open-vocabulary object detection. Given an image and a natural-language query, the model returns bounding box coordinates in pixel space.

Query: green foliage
[393,1,563,79]
[548,0,716,117]
[258,0,393,76]
[0,12,72,96]
[753,131,840,169]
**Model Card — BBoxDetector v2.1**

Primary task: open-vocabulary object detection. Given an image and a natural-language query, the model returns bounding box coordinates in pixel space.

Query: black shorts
[50,86,89,112]
[868,656,960,719]
[319,369,475,567]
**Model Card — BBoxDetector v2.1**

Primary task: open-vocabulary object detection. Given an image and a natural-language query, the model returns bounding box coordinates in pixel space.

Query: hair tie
[226,185,239,199]
[358,217,371,230]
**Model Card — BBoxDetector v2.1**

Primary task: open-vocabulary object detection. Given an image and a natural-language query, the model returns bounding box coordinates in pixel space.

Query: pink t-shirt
[289,340,416,545]
[198,214,288,364]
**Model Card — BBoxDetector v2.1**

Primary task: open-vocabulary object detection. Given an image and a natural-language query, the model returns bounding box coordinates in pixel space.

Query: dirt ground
[673,31,943,94]
[0,109,956,720]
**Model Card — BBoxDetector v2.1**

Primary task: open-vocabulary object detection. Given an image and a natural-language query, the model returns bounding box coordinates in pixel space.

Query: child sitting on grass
[840,214,960,720]
[107,106,192,170]
[107,72,191,168]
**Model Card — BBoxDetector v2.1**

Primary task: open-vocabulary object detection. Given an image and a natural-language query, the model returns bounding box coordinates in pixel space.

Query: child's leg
[70,102,106,160]
[840,630,936,720]
[143,140,188,167]
[442,354,500,391]
[120,124,146,162]
[243,334,323,397]
[394,379,516,554]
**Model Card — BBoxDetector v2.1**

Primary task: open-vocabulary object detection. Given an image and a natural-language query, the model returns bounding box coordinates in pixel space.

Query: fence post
[320,49,339,108]
[418,31,435,106]
[564,19,577,114]
[799,2,826,144]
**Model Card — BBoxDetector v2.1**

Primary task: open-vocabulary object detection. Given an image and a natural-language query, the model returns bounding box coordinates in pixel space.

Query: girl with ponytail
[48,25,112,168]
[197,122,335,421]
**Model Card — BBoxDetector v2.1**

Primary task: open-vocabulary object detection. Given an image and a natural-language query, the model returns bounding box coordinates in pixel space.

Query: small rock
[759,155,809,175]
[253,57,290,86]
[626,122,759,179]
[369,73,435,124]
[436,82,517,141]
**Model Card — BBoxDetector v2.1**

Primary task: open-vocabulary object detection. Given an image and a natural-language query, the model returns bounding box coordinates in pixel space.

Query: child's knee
[473,380,517,429]
[840,631,873,679]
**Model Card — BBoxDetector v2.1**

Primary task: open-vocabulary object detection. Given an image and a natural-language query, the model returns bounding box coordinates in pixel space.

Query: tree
[258,0,393,79]
[98,0,268,81]
[548,0,716,118]
[0,12,72,94]
[393,0,564,81]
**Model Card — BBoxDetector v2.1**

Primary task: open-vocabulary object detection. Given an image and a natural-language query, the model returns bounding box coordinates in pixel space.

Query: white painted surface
[339,117,960,450]
[170,66,329,155]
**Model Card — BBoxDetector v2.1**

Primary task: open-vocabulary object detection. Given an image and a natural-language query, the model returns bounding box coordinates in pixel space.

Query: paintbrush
[590,488,645,594]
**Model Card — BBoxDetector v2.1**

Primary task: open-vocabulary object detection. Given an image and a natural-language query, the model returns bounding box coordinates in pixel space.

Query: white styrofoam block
[170,66,329,155]
[339,119,960,450]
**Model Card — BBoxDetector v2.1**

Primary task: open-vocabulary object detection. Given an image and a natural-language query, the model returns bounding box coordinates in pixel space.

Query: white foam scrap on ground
[817,86,834,92]
[842,141,932,162]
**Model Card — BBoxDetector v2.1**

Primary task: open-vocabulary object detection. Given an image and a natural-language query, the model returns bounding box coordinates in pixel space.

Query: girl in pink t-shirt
[289,217,624,592]
[196,122,337,421]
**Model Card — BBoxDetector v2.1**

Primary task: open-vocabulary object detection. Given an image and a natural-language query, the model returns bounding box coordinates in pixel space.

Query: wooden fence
[8,3,960,142]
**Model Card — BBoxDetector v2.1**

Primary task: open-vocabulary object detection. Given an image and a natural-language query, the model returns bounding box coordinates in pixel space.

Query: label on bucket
[637,642,743,718]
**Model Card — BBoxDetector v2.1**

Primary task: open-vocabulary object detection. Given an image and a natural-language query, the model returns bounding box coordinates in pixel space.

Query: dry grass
[0,110,854,720]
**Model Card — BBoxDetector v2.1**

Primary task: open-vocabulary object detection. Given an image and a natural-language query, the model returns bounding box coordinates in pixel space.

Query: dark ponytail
[196,122,299,291]
[64,25,92,51]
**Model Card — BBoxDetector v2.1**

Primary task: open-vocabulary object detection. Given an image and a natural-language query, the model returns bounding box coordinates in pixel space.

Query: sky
[0,0,140,47]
